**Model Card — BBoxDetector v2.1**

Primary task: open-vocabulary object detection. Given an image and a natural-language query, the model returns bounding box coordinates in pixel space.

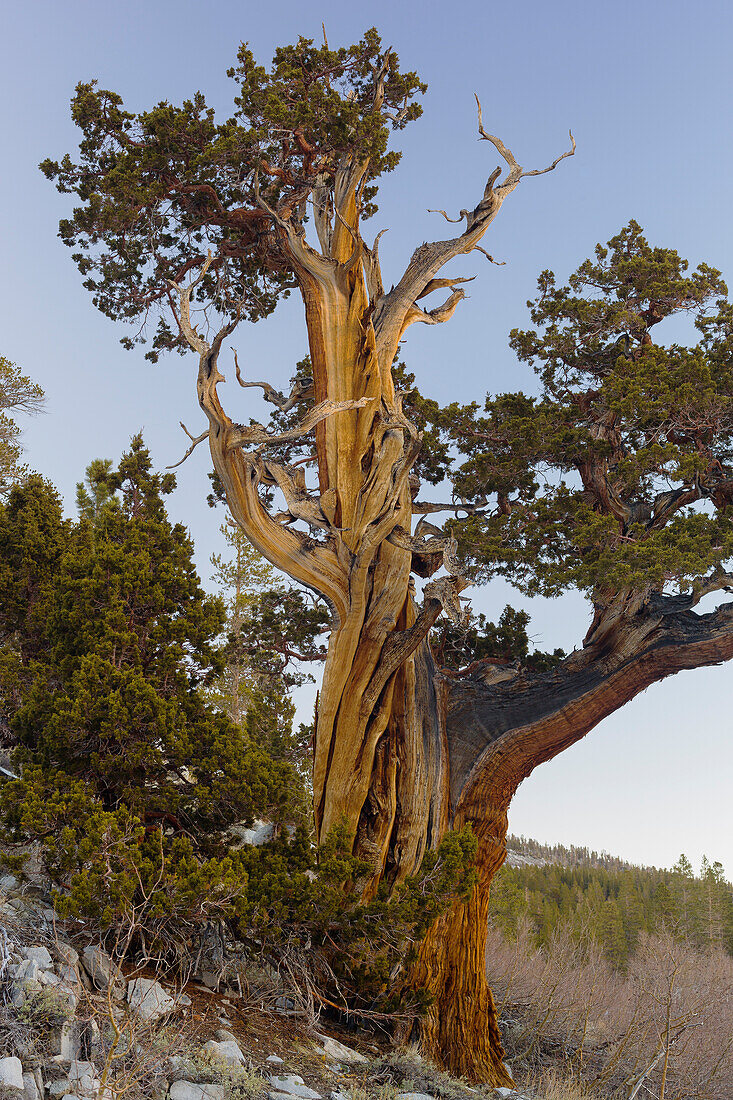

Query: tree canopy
[40,30,425,360]
[437,222,733,611]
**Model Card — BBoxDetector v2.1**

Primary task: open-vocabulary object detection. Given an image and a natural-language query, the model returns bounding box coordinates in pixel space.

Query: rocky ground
[0,873,533,1100]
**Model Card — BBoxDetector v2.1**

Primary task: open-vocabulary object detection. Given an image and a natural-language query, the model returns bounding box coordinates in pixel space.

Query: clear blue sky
[2,0,732,873]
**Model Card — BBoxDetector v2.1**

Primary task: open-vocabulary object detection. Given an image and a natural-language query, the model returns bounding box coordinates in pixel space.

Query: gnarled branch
[233,349,314,412]
[475,95,575,182]
[167,423,209,469]
[373,103,574,361]
[227,396,375,452]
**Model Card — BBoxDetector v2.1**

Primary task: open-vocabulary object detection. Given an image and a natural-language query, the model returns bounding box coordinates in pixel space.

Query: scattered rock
[22,945,54,969]
[0,1056,24,1093]
[49,1020,82,1062]
[319,1035,367,1065]
[11,958,39,982]
[81,945,118,991]
[214,1028,237,1042]
[269,1075,321,1100]
[169,1083,225,1100]
[56,944,79,967]
[38,969,63,987]
[195,971,220,991]
[229,820,275,847]
[203,1038,246,1066]
[167,1056,190,1081]
[127,977,177,1021]
[266,1055,284,1065]
[0,873,19,893]
[55,944,84,988]
[397,1094,436,1100]
[67,1060,101,1098]
[22,1071,42,1100]
[47,1081,73,1098]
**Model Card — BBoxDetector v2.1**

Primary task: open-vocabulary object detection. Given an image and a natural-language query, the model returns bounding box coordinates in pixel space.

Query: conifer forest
[2,12,733,1100]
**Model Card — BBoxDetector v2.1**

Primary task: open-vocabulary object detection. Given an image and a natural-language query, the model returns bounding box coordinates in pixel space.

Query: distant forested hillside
[490,839,733,967]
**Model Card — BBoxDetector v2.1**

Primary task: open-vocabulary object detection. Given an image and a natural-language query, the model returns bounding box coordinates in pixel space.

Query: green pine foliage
[428,223,733,602]
[0,436,298,943]
[232,820,478,1012]
[431,604,565,672]
[489,842,733,968]
[207,515,329,777]
[40,31,425,360]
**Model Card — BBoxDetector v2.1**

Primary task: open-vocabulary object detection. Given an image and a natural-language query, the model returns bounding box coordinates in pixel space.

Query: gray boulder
[214,1029,237,1042]
[203,1039,246,1066]
[127,977,176,1021]
[0,1056,24,1093]
[22,945,54,969]
[269,1075,321,1100]
[47,1081,73,1098]
[169,1083,226,1100]
[22,1071,42,1100]
[11,958,39,982]
[56,943,79,967]
[319,1035,367,1064]
[81,945,119,991]
[67,1061,101,1098]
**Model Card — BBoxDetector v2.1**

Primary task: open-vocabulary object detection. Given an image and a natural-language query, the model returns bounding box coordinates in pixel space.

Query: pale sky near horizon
[2,0,732,876]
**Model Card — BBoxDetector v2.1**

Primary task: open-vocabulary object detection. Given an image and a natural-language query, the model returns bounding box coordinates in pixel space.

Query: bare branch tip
[168,425,209,469]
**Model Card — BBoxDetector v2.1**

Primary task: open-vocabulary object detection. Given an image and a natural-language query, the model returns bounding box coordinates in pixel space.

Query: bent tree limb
[408,592,733,1080]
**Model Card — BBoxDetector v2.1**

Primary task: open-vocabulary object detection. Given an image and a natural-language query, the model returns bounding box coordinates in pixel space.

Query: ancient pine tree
[43,31,733,1083]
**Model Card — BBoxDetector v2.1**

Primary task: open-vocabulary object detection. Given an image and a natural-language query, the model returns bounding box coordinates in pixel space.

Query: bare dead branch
[233,349,314,413]
[371,48,393,115]
[167,423,209,469]
[412,499,487,515]
[405,287,468,330]
[424,575,469,624]
[264,459,333,532]
[474,95,520,172]
[228,396,375,452]
[472,244,506,266]
[416,276,476,300]
[388,525,461,576]
[521,130,577,177]
[475,95,575,183]
[168,252,215,355]
[363,228,388,302]
[427,208,466,224]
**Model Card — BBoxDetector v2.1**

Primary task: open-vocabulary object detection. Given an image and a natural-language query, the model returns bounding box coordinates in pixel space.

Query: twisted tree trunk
[408,590,733,1080]
[169,105,732,1082]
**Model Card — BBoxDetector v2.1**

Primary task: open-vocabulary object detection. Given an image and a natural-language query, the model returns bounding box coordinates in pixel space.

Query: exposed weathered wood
[171,86,577,1081]
[400,593,733,1079]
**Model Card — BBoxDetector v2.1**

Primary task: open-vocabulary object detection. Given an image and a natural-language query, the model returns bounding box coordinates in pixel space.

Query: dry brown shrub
[487,921,733,1098]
